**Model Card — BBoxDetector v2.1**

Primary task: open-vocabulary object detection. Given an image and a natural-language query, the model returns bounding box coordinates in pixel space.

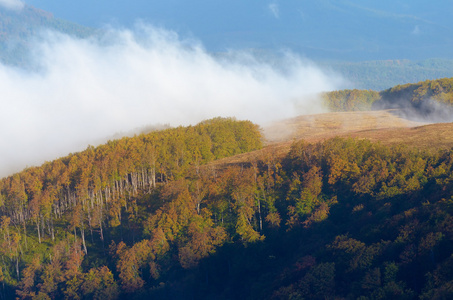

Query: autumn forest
[2,78,453,299]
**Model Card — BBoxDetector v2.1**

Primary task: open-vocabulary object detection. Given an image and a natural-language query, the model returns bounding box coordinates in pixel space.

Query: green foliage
[322,89,381,111]
[297,262,336,299]
[323,77,453,117]
[381,77,453,105]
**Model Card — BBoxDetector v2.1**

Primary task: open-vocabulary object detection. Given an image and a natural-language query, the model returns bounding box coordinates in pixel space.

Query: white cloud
[0,25,342,177]
[268,3,279,18]
[0,0,24,10]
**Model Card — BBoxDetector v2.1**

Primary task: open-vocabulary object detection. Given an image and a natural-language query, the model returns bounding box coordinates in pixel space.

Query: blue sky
[16,0,453,60]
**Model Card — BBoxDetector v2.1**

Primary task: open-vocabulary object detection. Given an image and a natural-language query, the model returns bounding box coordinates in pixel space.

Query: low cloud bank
[0,24,342,177]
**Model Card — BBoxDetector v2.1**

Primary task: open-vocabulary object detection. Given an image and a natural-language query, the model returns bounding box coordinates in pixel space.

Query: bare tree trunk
[81,226,88,255]
[257,197,263,232]
[23,221,27,250]
[41,217,45,240]
[15,255,19,280]
[50,215,55,241]
[36,217,41,244]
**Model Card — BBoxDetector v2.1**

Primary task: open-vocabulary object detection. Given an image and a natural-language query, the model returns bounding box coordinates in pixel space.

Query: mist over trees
[322,77,453,122]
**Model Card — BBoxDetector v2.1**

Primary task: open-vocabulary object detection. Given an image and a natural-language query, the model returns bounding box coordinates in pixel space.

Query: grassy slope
[269,110,453,151]
[214,110,453,168]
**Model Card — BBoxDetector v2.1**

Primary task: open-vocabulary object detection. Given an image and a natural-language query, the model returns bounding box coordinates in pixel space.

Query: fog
[0,24,343,177]
[373,97,453,124]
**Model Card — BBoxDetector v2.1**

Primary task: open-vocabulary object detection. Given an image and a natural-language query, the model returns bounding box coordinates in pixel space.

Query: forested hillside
[1,114,453,299]
[322,77,453,122]
[321,89,381,112]
[0,117,262,299]
[1,4,453,298]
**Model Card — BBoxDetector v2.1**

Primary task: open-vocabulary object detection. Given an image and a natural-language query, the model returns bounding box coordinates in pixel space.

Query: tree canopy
[1,115,453,299]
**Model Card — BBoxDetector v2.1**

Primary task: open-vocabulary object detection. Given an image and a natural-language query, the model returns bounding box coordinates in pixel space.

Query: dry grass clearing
[212,110,453,167]
[345,122,453,151]
[262,110,422,144]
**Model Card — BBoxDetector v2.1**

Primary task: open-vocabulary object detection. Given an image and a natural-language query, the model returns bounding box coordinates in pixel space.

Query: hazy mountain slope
[216,50,453,90]
[321,59,453,91]
[0,5,94,66]
[0,5,91,41]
